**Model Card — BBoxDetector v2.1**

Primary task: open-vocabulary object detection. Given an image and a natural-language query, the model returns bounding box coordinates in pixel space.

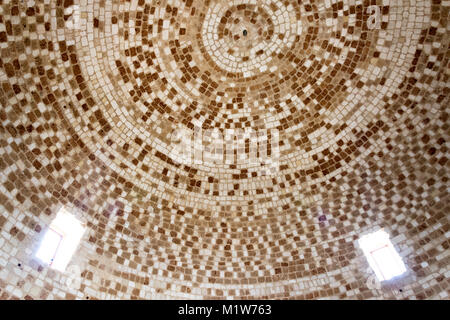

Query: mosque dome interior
[0,0,448,300]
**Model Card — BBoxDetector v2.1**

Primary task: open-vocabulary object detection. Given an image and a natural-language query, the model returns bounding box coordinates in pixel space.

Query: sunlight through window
[358,229,407,281]
[35,207,85,271]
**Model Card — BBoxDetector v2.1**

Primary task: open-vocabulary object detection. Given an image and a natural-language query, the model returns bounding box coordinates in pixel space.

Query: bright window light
[358,229,407,281]
[36,207,85,271]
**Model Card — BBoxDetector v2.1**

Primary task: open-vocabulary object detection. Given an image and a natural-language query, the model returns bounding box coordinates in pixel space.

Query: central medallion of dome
[220,4,274,52]
[201,1,302,77]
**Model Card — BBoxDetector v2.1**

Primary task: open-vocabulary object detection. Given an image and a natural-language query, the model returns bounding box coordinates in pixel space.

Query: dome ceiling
[0,0,448,299]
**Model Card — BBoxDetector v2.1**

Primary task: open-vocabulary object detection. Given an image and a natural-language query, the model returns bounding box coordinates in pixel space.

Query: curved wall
[0,0,448,299]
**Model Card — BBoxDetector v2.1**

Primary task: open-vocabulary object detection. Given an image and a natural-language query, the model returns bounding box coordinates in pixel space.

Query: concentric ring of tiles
[0,0,449,299]
[201,1,299,76]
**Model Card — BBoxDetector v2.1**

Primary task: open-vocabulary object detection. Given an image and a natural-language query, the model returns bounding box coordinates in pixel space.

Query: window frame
[35,207,85,272]
[358,229,407,282]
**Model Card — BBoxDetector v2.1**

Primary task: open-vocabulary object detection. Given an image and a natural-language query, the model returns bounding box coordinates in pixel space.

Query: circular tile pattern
[0,0,448,300]
[201,1,299,76]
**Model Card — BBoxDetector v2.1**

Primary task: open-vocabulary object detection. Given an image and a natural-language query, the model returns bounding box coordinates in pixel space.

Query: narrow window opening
[35,207,85,271]
[358,229,407,281]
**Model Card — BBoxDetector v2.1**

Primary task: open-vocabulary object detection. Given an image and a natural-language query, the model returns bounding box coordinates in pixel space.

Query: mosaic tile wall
[0,0,449,299]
